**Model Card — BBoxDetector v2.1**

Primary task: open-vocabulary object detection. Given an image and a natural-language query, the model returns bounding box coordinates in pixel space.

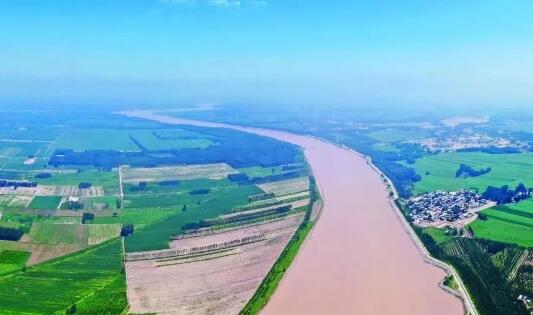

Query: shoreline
[334,142,478,315]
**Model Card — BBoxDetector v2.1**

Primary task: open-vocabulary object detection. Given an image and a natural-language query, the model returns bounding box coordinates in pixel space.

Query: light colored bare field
[0,240,85,266]
[126,214,304,315]
[0,195,15,205]
[8,195,34,207]
[276,191,310,202]
[121,163,237,183]
[258,177,309,196]
[0,185,104,197]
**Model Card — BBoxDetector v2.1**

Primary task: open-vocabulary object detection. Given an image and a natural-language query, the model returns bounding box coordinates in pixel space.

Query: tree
[81,212,95,224]
[121,224,134,237]
[65,303,76,314]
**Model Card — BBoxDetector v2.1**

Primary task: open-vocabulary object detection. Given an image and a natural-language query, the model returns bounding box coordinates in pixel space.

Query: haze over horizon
[1,0,533,108]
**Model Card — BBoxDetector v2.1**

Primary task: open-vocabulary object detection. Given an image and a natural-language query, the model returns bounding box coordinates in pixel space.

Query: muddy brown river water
[122,111,464,315]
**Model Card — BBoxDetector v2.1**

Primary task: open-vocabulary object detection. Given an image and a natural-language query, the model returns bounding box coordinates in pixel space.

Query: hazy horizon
[2,0,533,108]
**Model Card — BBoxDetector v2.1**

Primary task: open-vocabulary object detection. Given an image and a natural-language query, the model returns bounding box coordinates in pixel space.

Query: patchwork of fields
[0,113,306,314]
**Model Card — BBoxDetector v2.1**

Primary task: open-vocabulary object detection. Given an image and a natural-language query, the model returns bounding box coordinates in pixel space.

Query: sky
[1,0,533,108]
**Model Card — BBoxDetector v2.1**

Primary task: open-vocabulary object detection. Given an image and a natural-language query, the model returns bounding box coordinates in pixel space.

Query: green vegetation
[76,273,128,315]
[84,196,120,210]
[0,108,307,314]
[0,239,126,314]
[469,198,533,247]
[54,129,141,152]
[410,152,533,195]
[34,169,120,195]
[237,165,286,178]
[0,250,30,275]
[29,195,62,209]
[422,227,453,245]
[420,231,526,315]
[366,128,429,143]
[128,129,214,150]
[443,275,459,291]
[124,182,262,252]
[29,223,121,246]
[29,223,87,244]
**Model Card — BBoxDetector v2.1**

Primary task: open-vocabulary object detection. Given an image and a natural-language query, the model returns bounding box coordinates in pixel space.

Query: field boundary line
[118,165,124,201]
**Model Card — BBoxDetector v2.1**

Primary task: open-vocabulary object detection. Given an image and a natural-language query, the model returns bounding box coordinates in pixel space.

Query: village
[407,189,493,227]
[412,133,528,153]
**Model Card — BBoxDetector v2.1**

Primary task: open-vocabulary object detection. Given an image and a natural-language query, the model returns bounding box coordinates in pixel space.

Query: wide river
[123,111,464,315]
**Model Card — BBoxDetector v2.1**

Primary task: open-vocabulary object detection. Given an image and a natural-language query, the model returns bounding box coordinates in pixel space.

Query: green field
[410,152,533,195]
[366,128,430,143]
[0,239,126,314]
[29,223,121,246]
[92,207,177,228]
[237,165,287,178]
[421,227,452,245]
[54,129,141,152]
[128,129,214,150]
[84,196,120,210]
[0,250,30,275]
[29,195,63,209]
[34,169,120,195]
[469,198,533,247]
[124,182,262,252]
[30,223,87,244]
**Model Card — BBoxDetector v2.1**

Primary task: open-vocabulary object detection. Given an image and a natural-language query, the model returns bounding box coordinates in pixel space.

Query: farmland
[0,239,126,314]
[121,163,237,183]
[54,129,141,152]
[128,128,214,150]
[28,223,121,246]
[28,195,62,209]
[409,152,533,196]
[0,250,30,275]
[469,198,533,247]
[0,109,309,314]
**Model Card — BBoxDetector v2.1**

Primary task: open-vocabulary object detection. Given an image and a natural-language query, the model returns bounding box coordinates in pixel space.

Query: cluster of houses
[412,133,528,153]
[407,189,491,226]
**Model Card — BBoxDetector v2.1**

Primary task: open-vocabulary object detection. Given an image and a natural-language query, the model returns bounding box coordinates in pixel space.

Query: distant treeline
[458,146,522,154]
[481,183,530,204]
[0,180,37,188]
[49,125,298,169]
[455,164,491,178]
[34,173,52,179]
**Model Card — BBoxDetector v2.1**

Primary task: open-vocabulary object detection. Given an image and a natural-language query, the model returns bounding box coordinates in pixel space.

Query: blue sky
[1,0,533,108]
